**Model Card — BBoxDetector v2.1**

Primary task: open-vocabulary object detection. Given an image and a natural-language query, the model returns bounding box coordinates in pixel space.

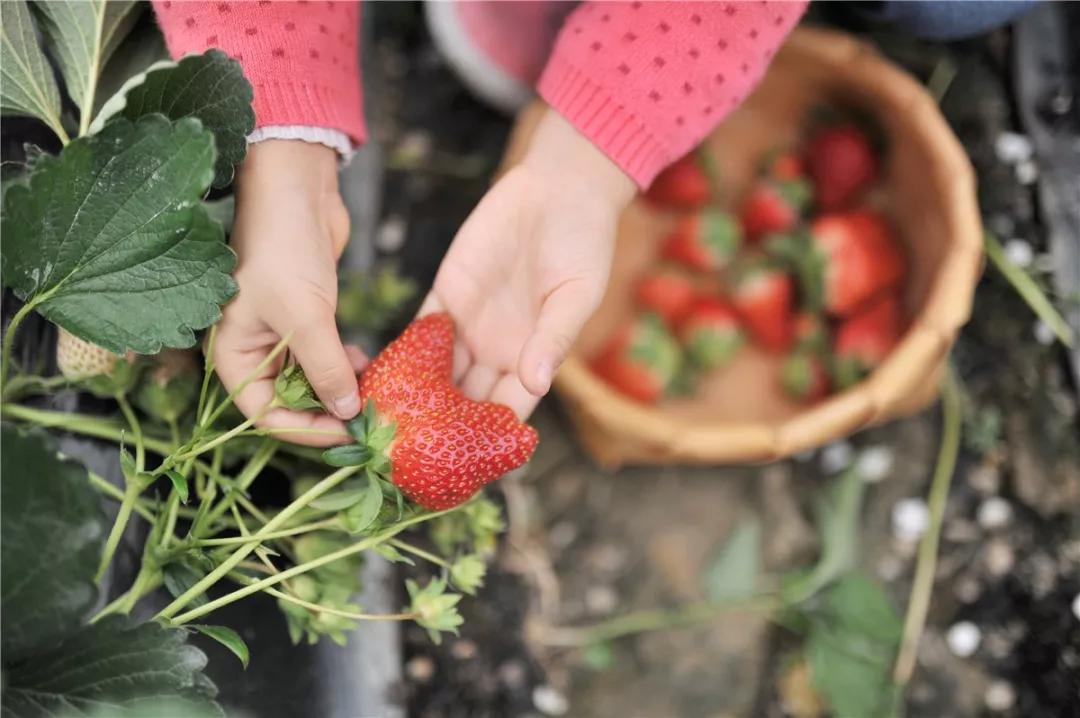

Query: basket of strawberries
[504,28,983,466]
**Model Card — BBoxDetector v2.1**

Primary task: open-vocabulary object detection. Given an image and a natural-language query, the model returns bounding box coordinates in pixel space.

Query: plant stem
[984,232,1076,348]
[169,508,453,625]
[156,465,362,620]
[88,471,156,522]
[229,571,417,621]
[91,575,162,623]
[159,414,258,472]
[191,518,341,547]
[200,334,290,431]
[200,440,276,531]
[390,539,450,567]
[95,475,142,583]
[116,395,145,471]
[160,492,181,550]
[541,595,781,647]
[891,369,963,695]
[1,301,39,388]
[1,403,173,455]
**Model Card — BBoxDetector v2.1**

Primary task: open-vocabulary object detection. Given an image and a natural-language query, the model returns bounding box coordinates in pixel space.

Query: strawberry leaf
[165,469,190,504]
[702,518,760,602]
[190,624,249,669]
[322,444,371,468]
[340,473,383,534]
[308,481,369,512]
[93,49,255,187]
[0,115,237,355]
[0,1,64,132]
[274,363,324,411]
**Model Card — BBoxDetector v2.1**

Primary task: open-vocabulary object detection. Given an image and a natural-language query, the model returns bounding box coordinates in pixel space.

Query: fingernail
[332,394,360,419]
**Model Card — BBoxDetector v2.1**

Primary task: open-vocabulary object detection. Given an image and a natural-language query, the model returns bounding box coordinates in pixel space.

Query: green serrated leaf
[340,474,384,534]
[33,1,140,118]
[2,616,221,717]
[1,115,237,355]
[0,426,106,664]
[0,1,64,135]
[703,518,760,602]
[165,469,190,504]
[373,543,415,565]
[94,49,255,187]
[191,624,249,669]
[322,444,371,468]
[345,412,369,442]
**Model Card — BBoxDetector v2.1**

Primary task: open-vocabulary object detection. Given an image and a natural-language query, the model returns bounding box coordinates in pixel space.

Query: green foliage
[702,518,760,602]
[407,577,464,644]
[275,363,324,411]
[33,1,140,119]
[191,624,250,669]
[1,115,237,354]
[1,427,217,717]
[95,49,256,187]
[340,473,385,534]
[430,495,505,557]
[0,1,64,134]
[282,533,367,645]
[337,266,418,332]
[449,554,487,596]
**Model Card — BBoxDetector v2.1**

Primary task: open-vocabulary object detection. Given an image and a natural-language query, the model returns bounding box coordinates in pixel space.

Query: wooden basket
[501,28,983,467]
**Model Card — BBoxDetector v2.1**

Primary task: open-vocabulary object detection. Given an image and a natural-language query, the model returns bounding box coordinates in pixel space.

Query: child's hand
[421,110,636,418]
[215,140,365,445]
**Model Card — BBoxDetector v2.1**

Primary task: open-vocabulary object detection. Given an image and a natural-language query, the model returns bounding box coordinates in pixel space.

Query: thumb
[287,316,361,419]
[518,278,601,397]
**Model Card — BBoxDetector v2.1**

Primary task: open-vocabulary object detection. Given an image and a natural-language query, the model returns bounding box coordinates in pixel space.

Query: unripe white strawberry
[56,329,129,380]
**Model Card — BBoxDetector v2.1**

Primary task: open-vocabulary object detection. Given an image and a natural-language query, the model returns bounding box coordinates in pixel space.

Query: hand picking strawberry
[336,313,538,511]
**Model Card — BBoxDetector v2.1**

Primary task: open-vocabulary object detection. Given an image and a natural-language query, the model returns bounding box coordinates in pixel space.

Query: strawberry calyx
[764,231,827,312]
[322,399,396,474]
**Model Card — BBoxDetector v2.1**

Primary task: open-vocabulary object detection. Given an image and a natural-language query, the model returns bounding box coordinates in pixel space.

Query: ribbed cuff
[252,80,367,147]
[538,54,672,188]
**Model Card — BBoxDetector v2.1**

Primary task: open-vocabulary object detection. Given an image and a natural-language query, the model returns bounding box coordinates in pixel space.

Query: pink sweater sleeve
[538,1,807,188]
[152,1,365,145]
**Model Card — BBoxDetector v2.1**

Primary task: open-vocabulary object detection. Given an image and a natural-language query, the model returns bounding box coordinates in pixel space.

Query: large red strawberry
[832,294,904,389]
[355,313,537,510]
[740,178,812,242]
[635,267,698,327]
[645,151,715,210]
[730,262,795,353]
[781,351,832,402]
[805,124,879,211]
[661,208,742,272]
[678,297,743,371]
[768,211,905,317]
[591,313,683,404]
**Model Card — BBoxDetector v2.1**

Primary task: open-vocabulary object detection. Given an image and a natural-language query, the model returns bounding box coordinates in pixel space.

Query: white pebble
[985,680,1016,711]
[820,441,854,474]
[1072,593,1080,622]
[983,539,1015,577]
[977,497,1013,530]
[584,585,619,615]
[532,685,569,716]
[1033,320,1056,346]
[1003,238,1035,268]
[892,498,930,542]
[1015,158,1039,185]
[856,446,894,483]
[375,215,408,253]
[994,131,1034,164]
[946,621,982,657]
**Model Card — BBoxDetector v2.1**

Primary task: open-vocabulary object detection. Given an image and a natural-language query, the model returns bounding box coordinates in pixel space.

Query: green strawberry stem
[191,517,341,547]
[389,538,450,568]
[88,471,157,522]
[156,463,363,620]
[199,439,277,532]
[228,571,420,622]
[891,368,962,697]
[540,594,782,648]
[94,394,147,582]
[0,300,39,388]
[168,506,456,625]
[984,231,1075,348]
[1,403,175,455]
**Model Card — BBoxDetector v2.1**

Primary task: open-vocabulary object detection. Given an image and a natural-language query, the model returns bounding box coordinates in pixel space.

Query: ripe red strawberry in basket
[635,267,698,327]
[730,261,795,353]
[355,313,538,510]
[661,208,742,272]
[832,294,904,389]
[805,124,879,211]
[740,178,812,242]
[591,313,683,404]
[678,297,744,371]
[645,151,715,210]
[768,211,905,317]
[781,351,832,402]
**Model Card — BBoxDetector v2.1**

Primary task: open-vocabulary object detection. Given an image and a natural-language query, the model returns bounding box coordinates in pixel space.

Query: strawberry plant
[1,4,529,715]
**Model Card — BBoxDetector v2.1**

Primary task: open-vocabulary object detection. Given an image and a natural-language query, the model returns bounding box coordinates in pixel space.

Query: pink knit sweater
[153,1,806,187]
